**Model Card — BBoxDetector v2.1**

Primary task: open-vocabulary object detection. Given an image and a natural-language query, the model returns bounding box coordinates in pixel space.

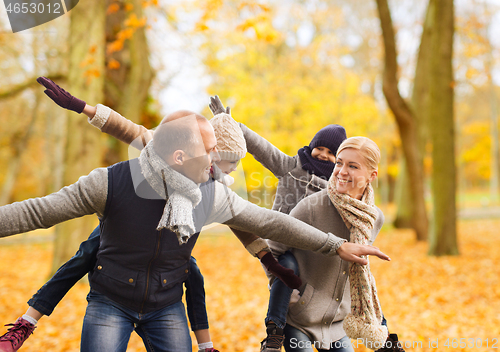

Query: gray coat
[239,124,328,214]
[0,166,347,257]
[269,190,384,346]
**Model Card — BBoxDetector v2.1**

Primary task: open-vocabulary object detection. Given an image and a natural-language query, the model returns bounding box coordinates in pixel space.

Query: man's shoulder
[106,158,141,180]
[107,158,135,170]
[105,158,144,195]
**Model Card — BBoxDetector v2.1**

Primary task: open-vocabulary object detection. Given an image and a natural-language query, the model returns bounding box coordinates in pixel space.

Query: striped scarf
[327,177,388,350]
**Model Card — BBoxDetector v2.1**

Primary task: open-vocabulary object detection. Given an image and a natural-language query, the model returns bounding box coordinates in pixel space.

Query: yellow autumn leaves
[0,217,499,351]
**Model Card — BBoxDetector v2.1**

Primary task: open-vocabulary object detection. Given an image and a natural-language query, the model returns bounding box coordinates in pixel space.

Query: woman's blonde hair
[336,137,380,171]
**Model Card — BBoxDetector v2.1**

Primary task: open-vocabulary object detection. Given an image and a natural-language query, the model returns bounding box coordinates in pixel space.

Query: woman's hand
[37,77,87,114]
[337,242,390,265]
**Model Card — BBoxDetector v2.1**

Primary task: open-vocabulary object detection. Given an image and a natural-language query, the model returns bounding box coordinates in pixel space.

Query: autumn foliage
[0,217,499,351]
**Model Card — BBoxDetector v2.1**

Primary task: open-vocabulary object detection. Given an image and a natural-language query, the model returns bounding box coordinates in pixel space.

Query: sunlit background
[1,0,500,351]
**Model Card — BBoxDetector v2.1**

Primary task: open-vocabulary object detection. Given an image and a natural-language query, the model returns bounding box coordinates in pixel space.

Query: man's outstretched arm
[0,168,107,238]
[206,182,390,264]
[224,201,389,264]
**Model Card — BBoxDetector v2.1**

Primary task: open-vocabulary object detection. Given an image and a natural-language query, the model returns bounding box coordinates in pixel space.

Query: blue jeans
[265,251,298,329]
[28,225,209,333]
[284,325,354,352]
[28,226,101,316]
[81,290,191,352]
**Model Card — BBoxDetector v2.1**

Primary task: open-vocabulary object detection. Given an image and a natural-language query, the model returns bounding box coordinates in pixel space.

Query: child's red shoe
[0,318,36,352]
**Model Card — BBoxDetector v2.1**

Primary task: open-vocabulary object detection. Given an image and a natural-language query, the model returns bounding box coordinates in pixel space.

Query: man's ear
[172,150,185,165]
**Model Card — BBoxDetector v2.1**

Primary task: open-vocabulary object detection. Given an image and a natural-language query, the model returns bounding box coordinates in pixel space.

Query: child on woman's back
[207,97,348,352]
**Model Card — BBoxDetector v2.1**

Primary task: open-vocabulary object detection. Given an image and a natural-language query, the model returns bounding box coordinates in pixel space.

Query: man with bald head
[155,111,219,185]
[0,91,389,351]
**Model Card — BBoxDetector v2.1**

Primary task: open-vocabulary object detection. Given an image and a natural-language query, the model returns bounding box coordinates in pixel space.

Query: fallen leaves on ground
[0,219,499,351]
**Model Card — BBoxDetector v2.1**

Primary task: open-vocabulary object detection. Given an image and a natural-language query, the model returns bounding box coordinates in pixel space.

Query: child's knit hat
[309,124,347,156]
[210,113,247,161]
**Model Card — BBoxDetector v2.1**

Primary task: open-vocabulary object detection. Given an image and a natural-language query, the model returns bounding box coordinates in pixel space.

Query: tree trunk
[104,0,154,163]
[489,68,499,198]
[51,0,106,274]
[486,36,500,198]
[393,0,434,230]
[0,92,40,205]
[375,0,429,241]
[393,160,413,228]
[44,99,67,195]
[412,0,434,154]
[428,0,458,256]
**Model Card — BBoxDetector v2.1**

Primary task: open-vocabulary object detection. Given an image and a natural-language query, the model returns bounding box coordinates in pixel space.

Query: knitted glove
[37,77,86,113]
[261,252,302,289]
[209,95,230,116]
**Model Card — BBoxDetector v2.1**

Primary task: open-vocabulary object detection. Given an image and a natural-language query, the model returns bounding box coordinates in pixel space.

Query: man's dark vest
[89,159,215,313]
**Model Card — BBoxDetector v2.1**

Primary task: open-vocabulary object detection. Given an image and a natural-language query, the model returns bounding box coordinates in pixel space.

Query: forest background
[0,0,500,351]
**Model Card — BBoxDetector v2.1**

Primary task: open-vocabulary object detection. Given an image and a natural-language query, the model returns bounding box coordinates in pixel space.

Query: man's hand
[37,77,86,114]
[209,95,230,116]
[337,242,390,265]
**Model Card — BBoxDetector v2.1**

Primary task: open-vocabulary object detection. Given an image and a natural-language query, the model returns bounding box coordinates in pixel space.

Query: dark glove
[209,95,230,116]
[260,252,302,289]
[37,77,86,114]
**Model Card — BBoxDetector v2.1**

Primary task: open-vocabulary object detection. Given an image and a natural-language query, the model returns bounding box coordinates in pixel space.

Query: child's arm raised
[209,96,296,178]
[238,123,297,177]
[37,77,153,150]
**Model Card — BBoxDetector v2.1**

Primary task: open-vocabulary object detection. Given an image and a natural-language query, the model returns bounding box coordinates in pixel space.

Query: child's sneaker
[0,318,36,352]
[260,322,284,352]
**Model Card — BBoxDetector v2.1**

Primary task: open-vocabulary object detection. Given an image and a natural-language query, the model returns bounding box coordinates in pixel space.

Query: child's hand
[209,96,230,116]
[36,77,86,114]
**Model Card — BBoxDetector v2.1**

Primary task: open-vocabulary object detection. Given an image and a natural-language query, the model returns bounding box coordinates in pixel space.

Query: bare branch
[0,74,65,101]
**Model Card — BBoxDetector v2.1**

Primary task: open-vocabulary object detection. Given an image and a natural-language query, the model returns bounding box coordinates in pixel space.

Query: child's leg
[27,225,101,317]
[184,257,215,351]
[260,251,299,352]
[265,251,299,329]
[0,226,101,352]
[194,330,214,352]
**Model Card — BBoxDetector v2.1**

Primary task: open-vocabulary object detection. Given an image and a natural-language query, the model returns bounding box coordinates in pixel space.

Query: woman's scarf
[139,140,202,245]
[297,146,335,179]
[327,177,388,350]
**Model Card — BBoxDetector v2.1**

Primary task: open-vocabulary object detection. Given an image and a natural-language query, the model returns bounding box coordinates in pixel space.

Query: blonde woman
[267,137,403,352]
